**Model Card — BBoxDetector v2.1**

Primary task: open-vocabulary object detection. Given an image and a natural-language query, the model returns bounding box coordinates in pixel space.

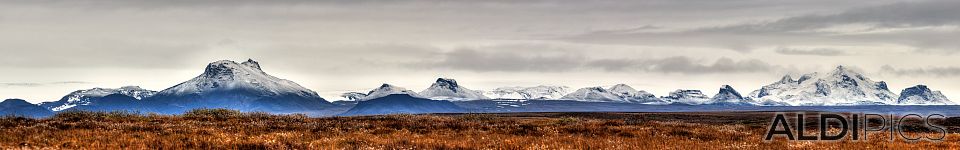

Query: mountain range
[1,60,954,117]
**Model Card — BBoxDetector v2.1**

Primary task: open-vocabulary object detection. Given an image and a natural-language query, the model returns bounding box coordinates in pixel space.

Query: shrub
[556,117,580,125]
[182,108,242,121]
[51,111,143,122]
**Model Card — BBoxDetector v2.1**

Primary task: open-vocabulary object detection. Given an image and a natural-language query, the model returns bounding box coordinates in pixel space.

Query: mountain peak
[242,59,261,70]
[898,85,953,105]
[778,75,795,83]
[204,60,242,77]
[608,84,637,92]
[378,83,397,89]
[419,78,488,100]
[433,78,460,90]
[711,85,748,105]
[830,65,864,77]
[356,83,421,101]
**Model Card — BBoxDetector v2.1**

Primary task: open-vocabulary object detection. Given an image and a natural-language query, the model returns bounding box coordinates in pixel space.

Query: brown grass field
[2,109,960,149]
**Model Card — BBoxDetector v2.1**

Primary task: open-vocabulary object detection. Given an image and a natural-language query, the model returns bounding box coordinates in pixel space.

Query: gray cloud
[416,48,775,74]
[417,48,586,72]
[588,57,776,73]
[775,47,848,56]
[0,81,90,87]
[563,0,960,53]
[701,0,960,33]
[880,65,960,77]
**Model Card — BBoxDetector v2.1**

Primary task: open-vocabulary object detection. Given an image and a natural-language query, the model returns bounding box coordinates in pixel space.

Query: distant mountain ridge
[5,64,958,117]
[561,84,662,103]
[485,86,570,100]
[40,86,156,111]
[339,94,466,116]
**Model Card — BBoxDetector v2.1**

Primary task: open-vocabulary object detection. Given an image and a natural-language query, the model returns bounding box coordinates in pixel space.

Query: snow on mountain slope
[607,84,661,103]
[418,78,489,101]
[708,85,753,105]
[661,89,711,105]
[40,86,156,111]
[898,85,954,105]
[484,85,570,100]
[748,66,898,106]
[561,87,623,102]
[340,92,367,101]
[148,59,331,113]
[156,59,322,99]
[561,84,661,103]
[359,84,421,100]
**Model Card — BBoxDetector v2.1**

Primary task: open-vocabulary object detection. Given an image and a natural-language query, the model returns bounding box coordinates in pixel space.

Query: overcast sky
[3,0,960,103]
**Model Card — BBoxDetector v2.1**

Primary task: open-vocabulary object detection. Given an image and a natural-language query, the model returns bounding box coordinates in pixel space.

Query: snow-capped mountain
[418,78,489,101]
[607,84,661,103]
[749,66,899,106]
[897,85,954,105]
[561,87,623,102]
[661,89,711,105]
[484,86,570,100]
[340,92,367,101]
[39,86,157,111]
[561,84,661,103]
[359,84,421,100]
[147,59,332,113]
[708,85,752,105]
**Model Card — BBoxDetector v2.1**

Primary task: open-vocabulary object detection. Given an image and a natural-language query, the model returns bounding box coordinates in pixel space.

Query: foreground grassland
[1,109,959,149]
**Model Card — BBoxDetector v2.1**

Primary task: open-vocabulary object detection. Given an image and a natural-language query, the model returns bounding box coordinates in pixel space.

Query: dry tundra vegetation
[2,109,960,149]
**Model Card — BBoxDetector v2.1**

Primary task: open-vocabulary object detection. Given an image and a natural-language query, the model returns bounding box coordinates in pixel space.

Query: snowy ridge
[661,89,711,105]
[561,87,623,102]
[749,66,898,106]
[155,59,323,99]
[418,78,489,101]
[359,84,421,100]
[708,85,752,105]
[898,85,954,105]
[561,84,662,103]
[340,92,367,101]
[41,86,156,111]
[484,86,570,100]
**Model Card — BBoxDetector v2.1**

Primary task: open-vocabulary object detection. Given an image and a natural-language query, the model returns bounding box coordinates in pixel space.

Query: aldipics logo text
[764,113,947,142]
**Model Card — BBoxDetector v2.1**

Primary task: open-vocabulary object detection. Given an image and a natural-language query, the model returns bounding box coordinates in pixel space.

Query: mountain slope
[561,84,662,103]
[484,86,570,100]
[607,84,661,103]
[359,84,421,100]
[340,92,367,101]
[0,99,54,117]
[60,94,144,112]
[708,85,753,105]
[749,66,898,106]
[561,87,624,102]
[898,85,954,105]
[661,89,711,105]
[146,59,332,113]
[39,86,156,111]
[418,78,489,100]
[339,94,467,116]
